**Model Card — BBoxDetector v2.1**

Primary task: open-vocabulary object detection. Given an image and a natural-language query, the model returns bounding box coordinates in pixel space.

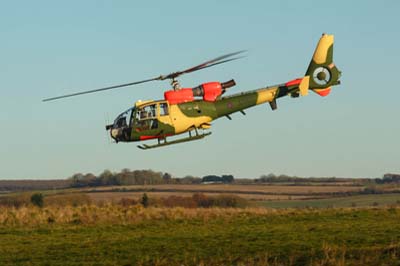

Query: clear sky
[1,0,399,179]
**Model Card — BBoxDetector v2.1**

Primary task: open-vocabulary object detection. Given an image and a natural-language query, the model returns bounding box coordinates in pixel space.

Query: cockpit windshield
[108,102,170,142]
[114,107,135,128]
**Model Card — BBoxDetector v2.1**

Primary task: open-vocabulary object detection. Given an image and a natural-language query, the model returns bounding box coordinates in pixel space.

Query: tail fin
[305,33,341,96]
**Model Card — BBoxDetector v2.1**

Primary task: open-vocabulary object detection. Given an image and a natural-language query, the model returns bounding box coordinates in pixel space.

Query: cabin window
[160,103,169,116]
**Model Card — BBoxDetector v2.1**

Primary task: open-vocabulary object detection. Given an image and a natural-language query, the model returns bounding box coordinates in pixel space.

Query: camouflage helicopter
[43,33,341,150]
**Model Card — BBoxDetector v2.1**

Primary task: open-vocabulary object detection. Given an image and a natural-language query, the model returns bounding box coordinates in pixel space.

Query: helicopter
[43,33,341,150]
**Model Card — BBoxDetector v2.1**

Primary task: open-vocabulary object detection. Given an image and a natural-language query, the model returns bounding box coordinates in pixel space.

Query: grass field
[0,206,400,265]
[259,193,400,209]
[86,191,315,202]
[79,183,363,203]
[1,183,400,265]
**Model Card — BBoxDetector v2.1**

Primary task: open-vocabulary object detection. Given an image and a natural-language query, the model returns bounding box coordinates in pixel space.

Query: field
[0,206,400,265]
[1,182,400,265]
[259,193,400,208]
[80,183,364,202]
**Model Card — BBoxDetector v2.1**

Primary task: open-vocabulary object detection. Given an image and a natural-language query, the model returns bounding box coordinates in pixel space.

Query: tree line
[2,170,399,192]
[68,169,235,187]
[375,173,400,184]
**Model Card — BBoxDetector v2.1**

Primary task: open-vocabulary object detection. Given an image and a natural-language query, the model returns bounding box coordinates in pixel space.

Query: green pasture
[259,193,400,209]
[0,208,399,265]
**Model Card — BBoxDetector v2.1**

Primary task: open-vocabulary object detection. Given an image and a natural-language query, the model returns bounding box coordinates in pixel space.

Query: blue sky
[1,0,399,179]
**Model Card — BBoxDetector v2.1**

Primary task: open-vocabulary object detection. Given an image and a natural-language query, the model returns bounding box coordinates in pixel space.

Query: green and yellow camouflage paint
[119,34,341,149]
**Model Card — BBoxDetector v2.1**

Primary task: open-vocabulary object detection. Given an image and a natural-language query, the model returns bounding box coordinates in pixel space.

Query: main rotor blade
[163,50,246,80]
[42,77,160,102]
[42,50,246,102]
[194,56,246,72]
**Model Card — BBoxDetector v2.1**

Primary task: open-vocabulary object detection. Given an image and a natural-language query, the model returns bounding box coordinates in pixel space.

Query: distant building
[201,181,223,184]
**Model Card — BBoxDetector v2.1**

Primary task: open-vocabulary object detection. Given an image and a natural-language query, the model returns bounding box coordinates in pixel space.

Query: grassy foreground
[0,206,400,265]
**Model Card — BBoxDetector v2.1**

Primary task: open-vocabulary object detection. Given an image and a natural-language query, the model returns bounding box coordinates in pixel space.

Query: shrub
[162,196,197,208]
[192,193,213,208]
[31,193,44,208]
[210,194,248,208]
[192,193,248,208]
[141,193,149,208]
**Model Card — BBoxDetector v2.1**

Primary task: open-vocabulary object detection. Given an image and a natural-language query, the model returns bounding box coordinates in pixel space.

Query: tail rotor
[305,33,342,97]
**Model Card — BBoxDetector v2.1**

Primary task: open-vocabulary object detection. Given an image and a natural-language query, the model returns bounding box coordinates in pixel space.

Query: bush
[162,196,197,208]
[31,193,44,208]
[156,193,248,208]
[210,194,248,208]
[192,193,213,207]
[141,193,149,208]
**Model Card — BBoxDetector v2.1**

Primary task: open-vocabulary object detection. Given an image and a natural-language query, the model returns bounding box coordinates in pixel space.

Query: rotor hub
[171,78,181,91]
[317,71,326,80]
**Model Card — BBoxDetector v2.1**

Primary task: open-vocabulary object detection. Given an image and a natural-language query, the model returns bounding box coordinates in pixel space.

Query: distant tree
[67,169,165,188]
[180,175,202,184]
[141,193,149,208]
[202,175,222,183]
[99,170,115,185]
[31,193,44,208]
[83,173,98,186]
[221,175,234,183]
[258,173,276,183]
[381,173,400,184]
[163,173,172,184]
[69,173,85,187]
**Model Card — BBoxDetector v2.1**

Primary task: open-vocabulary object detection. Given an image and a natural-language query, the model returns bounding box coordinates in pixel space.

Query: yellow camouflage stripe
[312,34,334,64]
[169,105,212,134]
[256,87,279,105]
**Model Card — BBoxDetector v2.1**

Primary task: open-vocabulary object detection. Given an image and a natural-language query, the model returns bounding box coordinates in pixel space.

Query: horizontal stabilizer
[313,87,331,97]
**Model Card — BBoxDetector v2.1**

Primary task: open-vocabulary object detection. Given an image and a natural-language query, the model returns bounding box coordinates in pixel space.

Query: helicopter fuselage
[107,77,327,145]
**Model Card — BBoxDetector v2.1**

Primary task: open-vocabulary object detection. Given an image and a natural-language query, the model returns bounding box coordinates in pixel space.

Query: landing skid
[137,129,211,150]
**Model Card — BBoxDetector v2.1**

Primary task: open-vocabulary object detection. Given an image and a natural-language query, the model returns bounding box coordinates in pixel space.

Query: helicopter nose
[111,128,119,140]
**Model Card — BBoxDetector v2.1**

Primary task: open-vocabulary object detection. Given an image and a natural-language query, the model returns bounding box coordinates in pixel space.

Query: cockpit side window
[138,104,156,119]
[134,104,158,131]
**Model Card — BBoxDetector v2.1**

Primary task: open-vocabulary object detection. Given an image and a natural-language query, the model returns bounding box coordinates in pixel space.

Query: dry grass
[1,204,399,228]
[44,193,92,206]
[0,204,307,227]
